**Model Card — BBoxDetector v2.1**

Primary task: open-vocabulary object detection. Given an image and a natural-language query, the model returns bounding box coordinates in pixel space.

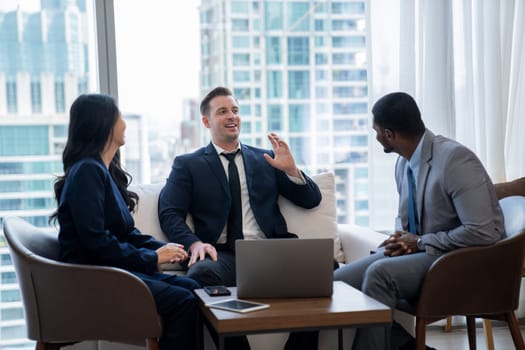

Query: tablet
[206,299,270,313]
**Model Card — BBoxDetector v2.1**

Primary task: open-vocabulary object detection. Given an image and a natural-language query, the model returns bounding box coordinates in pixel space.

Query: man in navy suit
[159,86,322,350]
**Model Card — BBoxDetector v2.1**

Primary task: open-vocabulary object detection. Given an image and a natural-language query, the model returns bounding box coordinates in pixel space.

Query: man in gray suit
[335,92,504,350]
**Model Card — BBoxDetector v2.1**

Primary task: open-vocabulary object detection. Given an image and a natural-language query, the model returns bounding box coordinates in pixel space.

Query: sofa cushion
[279,172,343,262]
[130,171,342,262]
[130,182,168,241]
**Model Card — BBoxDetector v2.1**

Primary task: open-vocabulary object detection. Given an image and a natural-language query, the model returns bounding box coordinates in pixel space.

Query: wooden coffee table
[195,281,392,350]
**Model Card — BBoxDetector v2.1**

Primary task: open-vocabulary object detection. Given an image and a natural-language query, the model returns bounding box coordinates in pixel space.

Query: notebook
[235,238,334,298]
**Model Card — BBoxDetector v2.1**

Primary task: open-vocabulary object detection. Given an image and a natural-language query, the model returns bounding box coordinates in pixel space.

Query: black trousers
[132,271,201,350]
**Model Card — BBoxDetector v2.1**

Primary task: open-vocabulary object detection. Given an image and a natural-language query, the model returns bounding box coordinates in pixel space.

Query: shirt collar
[212,142,241,155]
[408,131,425,170]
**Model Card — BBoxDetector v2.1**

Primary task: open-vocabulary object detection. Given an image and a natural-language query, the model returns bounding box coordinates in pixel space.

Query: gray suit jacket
[394,130,504,255]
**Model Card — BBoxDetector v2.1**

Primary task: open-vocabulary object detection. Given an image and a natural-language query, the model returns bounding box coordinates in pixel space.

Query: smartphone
[204,285,231,297]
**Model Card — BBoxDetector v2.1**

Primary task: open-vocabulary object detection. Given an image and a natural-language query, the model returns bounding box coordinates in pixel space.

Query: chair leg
[35,342,62,350]
[466,316,477,350]
[146,337,159,350]
[482,319,495,350]
[505,312,525,350]
[443,316,452,332]
[415,318,427,350]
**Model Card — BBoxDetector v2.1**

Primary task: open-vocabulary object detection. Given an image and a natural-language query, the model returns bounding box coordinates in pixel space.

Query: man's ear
[201,115,210,128]
[384,128,394,140]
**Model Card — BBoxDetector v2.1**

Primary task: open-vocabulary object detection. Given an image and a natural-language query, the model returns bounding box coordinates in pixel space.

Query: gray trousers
[334,248,440,350]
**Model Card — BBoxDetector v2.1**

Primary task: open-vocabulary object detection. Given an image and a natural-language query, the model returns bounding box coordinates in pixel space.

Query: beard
[379,139,394,153]
[383,145,394,153]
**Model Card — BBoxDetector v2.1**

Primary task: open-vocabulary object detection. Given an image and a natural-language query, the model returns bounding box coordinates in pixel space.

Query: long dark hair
[50,94,138,222]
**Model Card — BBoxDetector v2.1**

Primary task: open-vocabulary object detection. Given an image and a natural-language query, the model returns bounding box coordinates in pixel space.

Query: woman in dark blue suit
[50,94,200,350]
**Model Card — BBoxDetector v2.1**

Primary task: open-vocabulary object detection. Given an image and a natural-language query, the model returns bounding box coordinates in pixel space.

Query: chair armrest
[416,231,525,318]
[337,224,387,263]
[29,256,161,342]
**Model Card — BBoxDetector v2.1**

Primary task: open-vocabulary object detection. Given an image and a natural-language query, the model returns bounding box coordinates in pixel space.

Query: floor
[426,323,524,349]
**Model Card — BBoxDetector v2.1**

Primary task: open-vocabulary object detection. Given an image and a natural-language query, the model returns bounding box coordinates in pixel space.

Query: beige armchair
[2,216,162,350]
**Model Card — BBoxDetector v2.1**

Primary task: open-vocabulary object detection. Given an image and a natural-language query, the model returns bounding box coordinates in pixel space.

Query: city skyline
[199,0,370,224]
[1,1,371,348]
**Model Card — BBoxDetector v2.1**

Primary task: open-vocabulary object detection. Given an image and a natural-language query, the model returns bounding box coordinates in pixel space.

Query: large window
[114,1,201,183]
[1,1,373,346]
[0,2,98,348]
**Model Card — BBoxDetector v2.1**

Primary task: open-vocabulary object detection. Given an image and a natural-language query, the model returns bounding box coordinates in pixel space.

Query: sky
[113,1,201,130]
[1,0,201,130]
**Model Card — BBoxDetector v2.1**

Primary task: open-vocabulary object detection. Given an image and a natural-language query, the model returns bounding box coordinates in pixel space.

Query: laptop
[235,238,334,298]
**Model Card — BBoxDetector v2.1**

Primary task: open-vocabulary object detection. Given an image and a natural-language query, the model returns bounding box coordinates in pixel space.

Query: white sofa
[61,172,525,350]
[90,172,389,350]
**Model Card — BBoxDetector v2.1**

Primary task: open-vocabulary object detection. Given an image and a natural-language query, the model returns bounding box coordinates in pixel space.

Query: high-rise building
[122,113,150,185]
[0,1,152,344]
[0,1,89,348]
[199,0,369,225]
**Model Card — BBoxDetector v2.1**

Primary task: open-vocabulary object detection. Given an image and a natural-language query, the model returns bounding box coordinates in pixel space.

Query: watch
[416,237,424,251]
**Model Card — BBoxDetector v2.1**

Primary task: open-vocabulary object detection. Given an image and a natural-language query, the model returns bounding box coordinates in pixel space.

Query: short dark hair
[200,86,236,117]
[372,92,425,137]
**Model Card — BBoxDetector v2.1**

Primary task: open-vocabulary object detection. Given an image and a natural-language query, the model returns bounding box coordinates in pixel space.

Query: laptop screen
[235,238,334,298]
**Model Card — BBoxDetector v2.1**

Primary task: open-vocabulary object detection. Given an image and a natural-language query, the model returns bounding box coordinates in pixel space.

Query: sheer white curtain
[367,0,525,230]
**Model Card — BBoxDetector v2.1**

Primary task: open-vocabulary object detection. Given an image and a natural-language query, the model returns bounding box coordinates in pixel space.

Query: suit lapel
[203,143,230,196]
[240,144,255,194]
[417,130,435,233]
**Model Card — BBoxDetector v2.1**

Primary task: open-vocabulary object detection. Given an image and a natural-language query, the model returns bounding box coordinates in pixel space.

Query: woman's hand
[156,243,189,264]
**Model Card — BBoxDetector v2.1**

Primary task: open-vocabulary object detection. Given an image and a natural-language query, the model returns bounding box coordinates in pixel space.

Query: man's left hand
[384,231,419,256]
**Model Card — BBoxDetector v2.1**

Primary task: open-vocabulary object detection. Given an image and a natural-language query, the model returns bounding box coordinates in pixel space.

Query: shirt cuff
[287,171,306,185]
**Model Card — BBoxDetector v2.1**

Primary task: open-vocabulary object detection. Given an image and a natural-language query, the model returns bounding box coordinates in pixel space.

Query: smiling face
[202,95,241,150]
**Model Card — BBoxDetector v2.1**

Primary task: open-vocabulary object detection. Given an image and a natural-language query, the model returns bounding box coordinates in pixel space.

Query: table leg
[338,328,343,350]
[385,324,391,350]
[218,335,225,350]
[196,312,203,350]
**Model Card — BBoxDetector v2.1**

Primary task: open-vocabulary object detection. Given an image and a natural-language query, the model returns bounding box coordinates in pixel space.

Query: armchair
[2,216,162,350]
[397,194,525,350]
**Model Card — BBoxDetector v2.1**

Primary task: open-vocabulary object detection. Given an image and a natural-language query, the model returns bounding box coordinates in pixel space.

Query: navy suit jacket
[58,157,164,274]
[158,143,322,249]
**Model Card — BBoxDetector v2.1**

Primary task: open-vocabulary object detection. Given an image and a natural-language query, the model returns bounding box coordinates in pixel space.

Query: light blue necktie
[407,166,419,234]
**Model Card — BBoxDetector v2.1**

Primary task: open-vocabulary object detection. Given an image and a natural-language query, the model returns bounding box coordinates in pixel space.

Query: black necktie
[221,150,243,251]
[407,166,419,234]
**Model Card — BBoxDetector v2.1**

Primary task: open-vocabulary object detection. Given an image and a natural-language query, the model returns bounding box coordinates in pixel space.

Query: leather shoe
[397,338,437,350]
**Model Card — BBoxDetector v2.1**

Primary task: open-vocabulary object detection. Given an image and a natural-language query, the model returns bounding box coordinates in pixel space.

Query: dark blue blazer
[57,157,164,274]
[158,143,322,249]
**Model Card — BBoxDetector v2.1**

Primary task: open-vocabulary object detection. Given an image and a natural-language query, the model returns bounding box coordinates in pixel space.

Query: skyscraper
[0,1,89,348]
[199,0,369,225]
[0,0,154,344]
